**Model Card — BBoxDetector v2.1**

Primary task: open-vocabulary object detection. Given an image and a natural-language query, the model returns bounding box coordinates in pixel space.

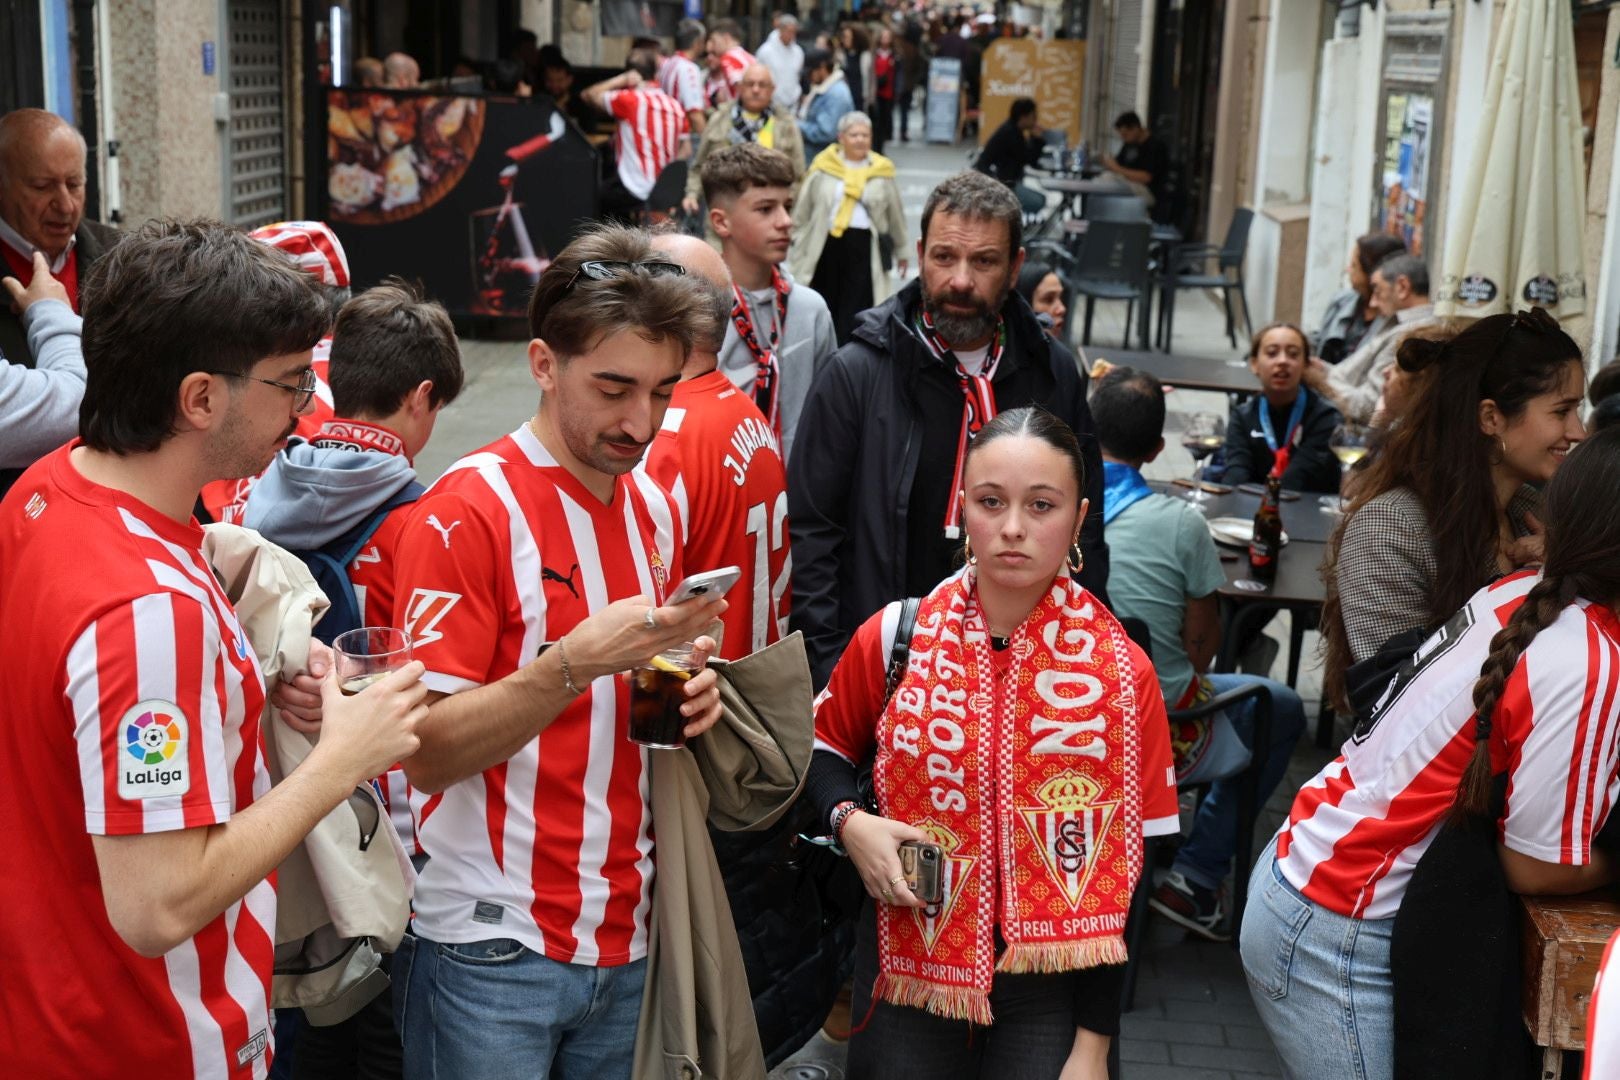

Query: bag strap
[883,596,921,703]
[324,480,425,567]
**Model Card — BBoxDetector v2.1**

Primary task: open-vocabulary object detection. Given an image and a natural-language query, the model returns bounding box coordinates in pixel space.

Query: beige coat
[201,524,414,1022]
[787,157,908,305]
[633,633,816,1080]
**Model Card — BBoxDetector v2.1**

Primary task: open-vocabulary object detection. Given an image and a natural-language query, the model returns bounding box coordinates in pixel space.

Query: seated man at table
[974,97,1047,217]
[1303,252,1438,425]
[1221,321,1341,493]
[1093,366,1305,940]
[1101,111,1171,217]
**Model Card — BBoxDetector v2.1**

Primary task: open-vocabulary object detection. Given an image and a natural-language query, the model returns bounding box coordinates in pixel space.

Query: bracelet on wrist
[555,636,587,696]
[829,800,863,844]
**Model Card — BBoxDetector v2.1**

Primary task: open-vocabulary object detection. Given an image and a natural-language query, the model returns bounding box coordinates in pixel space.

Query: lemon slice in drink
[648,655,694,680]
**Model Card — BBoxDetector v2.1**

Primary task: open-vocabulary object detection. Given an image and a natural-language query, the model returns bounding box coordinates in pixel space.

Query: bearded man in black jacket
[789,170,1107,687]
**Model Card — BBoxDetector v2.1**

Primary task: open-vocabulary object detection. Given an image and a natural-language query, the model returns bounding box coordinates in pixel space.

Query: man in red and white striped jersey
[660,18,709,134]
[390,226,726,1079]
[583,48,689,222]
[644,232,790,660]
[0,220,426,1078]
[704,17,756,106]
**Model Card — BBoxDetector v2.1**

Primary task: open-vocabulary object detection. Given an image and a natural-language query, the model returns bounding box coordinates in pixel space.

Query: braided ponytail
[1451,574,1579,822]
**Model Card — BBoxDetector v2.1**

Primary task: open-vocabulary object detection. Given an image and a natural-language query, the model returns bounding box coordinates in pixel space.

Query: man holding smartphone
[389,225,727,1079]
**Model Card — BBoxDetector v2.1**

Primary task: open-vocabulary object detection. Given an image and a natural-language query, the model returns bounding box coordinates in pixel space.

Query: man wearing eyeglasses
[390,225,729,1079]
[0,219,429,1078]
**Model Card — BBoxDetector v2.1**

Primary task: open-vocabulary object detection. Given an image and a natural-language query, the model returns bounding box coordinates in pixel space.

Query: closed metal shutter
[1108,0,1145,122]
[224,0,286,228]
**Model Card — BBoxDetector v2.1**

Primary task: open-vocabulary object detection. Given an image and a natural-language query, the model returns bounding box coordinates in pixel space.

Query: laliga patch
[118,700,191,800]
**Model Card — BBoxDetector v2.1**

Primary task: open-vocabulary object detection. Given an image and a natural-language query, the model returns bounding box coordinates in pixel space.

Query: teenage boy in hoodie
[704,142,835,461]
[243,277,463,636]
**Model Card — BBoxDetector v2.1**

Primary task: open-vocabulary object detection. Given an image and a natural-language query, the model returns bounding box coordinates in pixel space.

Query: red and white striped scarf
[914,308,1004,539]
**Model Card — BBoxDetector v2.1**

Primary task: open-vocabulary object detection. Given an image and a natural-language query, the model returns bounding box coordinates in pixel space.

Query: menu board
[979,40,1086,148]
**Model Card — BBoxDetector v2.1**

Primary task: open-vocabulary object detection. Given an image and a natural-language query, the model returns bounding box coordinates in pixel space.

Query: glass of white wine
[333,627,414,697]
[1180,412,1226,514]
[1323,421,1371,514]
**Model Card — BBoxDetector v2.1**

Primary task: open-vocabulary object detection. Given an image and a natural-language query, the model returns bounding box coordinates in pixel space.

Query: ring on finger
[888,874,905,886]
[644,606,657,630]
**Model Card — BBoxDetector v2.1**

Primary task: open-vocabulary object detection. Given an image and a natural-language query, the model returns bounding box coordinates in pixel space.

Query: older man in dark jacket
[789,170,1107,688]
[0,109,121,495]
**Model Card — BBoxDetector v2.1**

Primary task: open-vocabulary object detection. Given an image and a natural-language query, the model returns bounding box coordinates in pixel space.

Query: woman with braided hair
[807,406,1180,1079]
[1241,426,1620,1079]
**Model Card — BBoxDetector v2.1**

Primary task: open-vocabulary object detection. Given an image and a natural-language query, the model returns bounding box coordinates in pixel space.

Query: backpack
[292,482,424,645]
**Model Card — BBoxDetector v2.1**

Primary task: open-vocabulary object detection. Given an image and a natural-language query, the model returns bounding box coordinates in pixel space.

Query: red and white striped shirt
[391,423,682,966]
[201,336,334,525]
[603,86,688,201]
[705,45,755,106]
[642,370,790,659]
[1277,571,1620,920]
[0,443,276,1078]
[658,53,706,114]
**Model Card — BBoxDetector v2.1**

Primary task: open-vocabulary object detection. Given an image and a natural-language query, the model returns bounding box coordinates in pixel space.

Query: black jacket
[788,279,1108,688]
[974,119,1043,188]
[1220,388,1341,494]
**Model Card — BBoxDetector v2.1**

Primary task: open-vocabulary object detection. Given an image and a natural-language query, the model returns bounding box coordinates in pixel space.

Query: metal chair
[1083,193,1150,223]
[1068,219,1153,349]
[1115,618,1274,1013]
[1156,207,1256,350]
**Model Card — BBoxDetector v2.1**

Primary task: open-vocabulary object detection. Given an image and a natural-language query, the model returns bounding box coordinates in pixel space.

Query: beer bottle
[1248,471,1283,583]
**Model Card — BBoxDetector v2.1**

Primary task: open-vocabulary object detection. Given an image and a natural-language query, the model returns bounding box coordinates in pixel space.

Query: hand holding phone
[666,566,741,605]
[899,840,943,904]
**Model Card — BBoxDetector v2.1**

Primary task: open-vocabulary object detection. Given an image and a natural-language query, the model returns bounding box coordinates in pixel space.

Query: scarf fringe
[996,935,1129,975]
[874,973,995,1026]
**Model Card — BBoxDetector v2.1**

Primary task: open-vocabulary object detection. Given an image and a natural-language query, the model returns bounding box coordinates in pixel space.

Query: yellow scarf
[812,144,896,238]
[739,110,775,149]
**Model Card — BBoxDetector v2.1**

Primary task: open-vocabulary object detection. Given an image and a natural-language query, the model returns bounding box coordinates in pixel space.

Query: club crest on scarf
[872,568,1144,1025]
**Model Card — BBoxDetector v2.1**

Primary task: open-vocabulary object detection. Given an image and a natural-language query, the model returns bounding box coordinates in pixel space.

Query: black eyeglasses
[561,259,686,295]
[206,368,319,411]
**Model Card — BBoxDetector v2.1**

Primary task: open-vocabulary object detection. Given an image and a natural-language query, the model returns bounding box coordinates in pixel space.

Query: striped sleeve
[602,88,635,121]
[1129,645,1183,837]
[812,605,893,764]
[67,594,236,836]
[1500,615,1620,865]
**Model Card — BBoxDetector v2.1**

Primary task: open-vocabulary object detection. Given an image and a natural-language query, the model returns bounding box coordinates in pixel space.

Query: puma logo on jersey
[542,563,581,599]
[404,589,462,646]
[425,515,462,549]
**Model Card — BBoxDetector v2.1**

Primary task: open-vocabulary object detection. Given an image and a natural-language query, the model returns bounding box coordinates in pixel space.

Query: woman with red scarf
[808,407,1180,1079]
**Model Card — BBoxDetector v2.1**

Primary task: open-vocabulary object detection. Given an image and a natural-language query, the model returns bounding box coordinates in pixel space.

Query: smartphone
[899,840,943,904]
[666,565,742,605]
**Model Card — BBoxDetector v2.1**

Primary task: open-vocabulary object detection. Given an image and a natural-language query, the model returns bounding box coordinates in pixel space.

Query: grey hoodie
[243,434,418,550]
[718,275,836,461]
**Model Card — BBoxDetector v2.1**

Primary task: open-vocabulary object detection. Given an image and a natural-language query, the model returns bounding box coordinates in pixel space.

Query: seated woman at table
[1220,322,1341,493]
[1242,425,1620,1080]
[806,406,1181,1080]
[789,110,908,343]
[1321,309,1585,718]
[1017,260,1068,342]
[1310,232,1406,365]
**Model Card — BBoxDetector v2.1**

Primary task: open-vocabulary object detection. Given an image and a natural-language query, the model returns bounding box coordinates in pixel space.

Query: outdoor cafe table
[1079,345,1258,397]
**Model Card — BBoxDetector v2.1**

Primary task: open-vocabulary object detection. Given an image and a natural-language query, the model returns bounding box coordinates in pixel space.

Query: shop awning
[1435,0,1586,320]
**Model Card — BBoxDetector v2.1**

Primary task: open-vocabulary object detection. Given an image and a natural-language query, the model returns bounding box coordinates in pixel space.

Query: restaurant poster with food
[322,88,601,317]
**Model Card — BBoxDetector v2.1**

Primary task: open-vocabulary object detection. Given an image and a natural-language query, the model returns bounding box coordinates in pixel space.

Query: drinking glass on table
[333,627,414,696]
[1180,412,1226,513]
[1321,421,1371,515]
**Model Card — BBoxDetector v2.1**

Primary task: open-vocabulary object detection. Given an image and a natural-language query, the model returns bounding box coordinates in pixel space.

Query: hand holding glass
[333,627,414,697]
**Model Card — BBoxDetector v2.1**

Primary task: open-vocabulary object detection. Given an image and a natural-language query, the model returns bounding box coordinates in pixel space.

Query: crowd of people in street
[5,6,1620,1080]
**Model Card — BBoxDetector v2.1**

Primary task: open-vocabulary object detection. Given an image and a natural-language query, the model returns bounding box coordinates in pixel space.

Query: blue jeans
[1172,673,1305,891]
[1240,838,1395,1080]
[393,931,647,1080]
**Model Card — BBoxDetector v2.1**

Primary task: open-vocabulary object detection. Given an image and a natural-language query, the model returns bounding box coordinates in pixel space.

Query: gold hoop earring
[964,534,976,564]
[1068,542,1083,574]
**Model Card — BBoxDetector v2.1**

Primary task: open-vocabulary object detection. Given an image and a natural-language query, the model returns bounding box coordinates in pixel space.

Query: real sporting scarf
[915,306,1004,539]
[1101,461,1154,525]
[728,104,774,149]
[810,144,897,237]
[730,267,791,433]
[872,567,1143,1024]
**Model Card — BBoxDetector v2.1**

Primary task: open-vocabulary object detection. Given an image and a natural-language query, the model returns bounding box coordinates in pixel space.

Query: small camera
[899,840,943,904]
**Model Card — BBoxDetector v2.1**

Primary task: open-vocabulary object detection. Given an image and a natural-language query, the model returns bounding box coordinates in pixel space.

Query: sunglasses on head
[561,259,686,295]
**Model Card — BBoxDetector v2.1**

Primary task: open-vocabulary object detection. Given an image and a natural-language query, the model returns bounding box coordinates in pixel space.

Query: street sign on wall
[979,39,1086,148]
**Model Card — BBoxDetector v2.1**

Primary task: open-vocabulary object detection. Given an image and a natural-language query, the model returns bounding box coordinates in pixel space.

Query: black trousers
[810,227,875,345]
[871,97,895,153]
[846,903,1102,1080]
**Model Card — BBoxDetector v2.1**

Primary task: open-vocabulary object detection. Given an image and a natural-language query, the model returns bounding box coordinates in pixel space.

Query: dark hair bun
[1397,334,1448,373]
